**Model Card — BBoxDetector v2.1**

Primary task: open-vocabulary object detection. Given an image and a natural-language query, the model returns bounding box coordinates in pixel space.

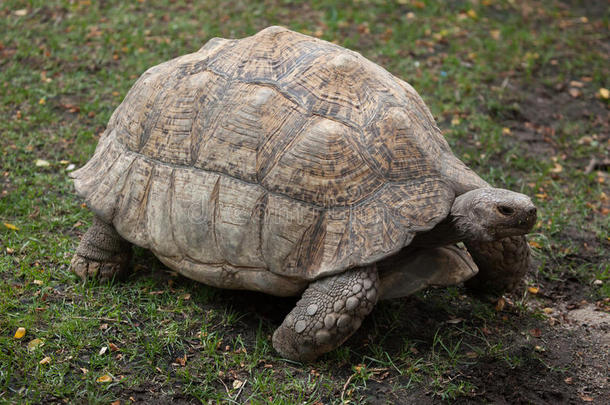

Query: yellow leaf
[39,98,46,105]
[96,374,112,383]
[3,222,19,231]
[490,30,500,40]
[39,356,51,365]
[27,338,44,351]
[550,162,563,173]
[502,127,511,135]
[599,88,609,99]
[14,327,26,339]
[467,9,478,19]
[528,286,539,294]
[451,116,461,126]
[543,307,553,314]
[528,241,542,249]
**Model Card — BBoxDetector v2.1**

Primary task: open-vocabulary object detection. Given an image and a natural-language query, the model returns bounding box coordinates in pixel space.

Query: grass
[1,0,608,403]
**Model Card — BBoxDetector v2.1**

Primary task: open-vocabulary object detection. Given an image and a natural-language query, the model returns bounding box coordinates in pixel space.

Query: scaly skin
[272,265,379,362]
[71,216,133,281]
[465,235,531,294]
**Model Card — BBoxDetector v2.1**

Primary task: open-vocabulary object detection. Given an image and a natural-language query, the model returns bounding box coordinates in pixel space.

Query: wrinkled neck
[410,216,464,248]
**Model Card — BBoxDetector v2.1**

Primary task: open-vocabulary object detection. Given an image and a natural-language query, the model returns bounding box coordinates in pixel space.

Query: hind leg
[465,235,531,294]
[272,265,379,362]
[70,216,133,281]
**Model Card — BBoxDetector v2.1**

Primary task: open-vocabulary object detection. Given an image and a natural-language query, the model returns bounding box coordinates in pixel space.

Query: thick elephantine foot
[272,265,379,362]
[465,235,531,295]
[70,252,132,281]
[70,216,133,281]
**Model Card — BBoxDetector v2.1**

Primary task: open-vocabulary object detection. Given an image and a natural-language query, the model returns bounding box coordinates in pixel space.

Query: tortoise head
[450,188,537,242]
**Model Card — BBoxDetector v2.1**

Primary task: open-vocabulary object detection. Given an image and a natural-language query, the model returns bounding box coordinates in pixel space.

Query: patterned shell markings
[72,26,456,283]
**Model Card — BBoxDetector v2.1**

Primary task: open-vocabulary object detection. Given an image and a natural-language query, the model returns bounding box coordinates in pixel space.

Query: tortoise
[70,26,537,361]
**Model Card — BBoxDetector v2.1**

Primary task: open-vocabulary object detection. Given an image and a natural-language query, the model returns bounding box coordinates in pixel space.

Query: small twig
[340,373,356,403]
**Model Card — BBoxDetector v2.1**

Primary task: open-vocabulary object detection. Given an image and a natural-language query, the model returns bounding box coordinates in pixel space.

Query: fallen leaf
[99,346,108,355]
[528,241,542,249]
[528,286,539,294]
[543,307,553,314]
[451,116,461,126]
[466,351,478,358]
[39,356,51,365]
[530,328,542,338]
[96,374,112,383]
[38,98,46,105]
[80,367,89,374]
[569,80,584,88]
[111,401,121,405]
[501,127,511,135]
[33,279,43,286]
[446,318,463,324]
[495,297,505,311]
[182,293,191,300]
[490,30,500,40]
[3,222,19,231]
[14,327,26,339]
[564,377,573,384]
[599,88,609,99]
[66,164,76,171]
[550,162,563,173]
[568,88,581,98]
[14,9,28,16]
[580,395,594,402]
[467,9,478,19]
[109,342,120,352]
[174,354,186,366]
[35,159,50,167]
[27,338,44,351]
[534,345,545,352]
[232,379,243,389]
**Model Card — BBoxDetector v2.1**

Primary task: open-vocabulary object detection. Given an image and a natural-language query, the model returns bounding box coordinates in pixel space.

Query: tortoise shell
[72,26,487,296]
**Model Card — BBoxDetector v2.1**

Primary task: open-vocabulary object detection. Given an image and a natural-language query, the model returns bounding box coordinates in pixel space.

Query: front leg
[465,235,531,294]
[272,265,379,362]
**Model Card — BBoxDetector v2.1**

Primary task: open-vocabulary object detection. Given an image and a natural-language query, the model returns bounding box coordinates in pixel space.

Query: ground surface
[0,0,608,404]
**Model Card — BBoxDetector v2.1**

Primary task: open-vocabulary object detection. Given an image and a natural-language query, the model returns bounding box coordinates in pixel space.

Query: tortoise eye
[497,205,515,216]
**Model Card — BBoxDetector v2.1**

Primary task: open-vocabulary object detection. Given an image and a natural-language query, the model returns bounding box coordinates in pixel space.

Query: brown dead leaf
[495,297,506,311]
[111,401,121,405]
[174,354,186,366]
[528,241,542,249]
[580,395,594,402]
[530,328,542,338]
[564,377,573,384]
[109,342,120,352]
[569,80,584,88]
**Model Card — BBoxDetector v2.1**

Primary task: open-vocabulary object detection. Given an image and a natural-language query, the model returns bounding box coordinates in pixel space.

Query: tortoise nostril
[497,205,515,216]
[528,207,537,216]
